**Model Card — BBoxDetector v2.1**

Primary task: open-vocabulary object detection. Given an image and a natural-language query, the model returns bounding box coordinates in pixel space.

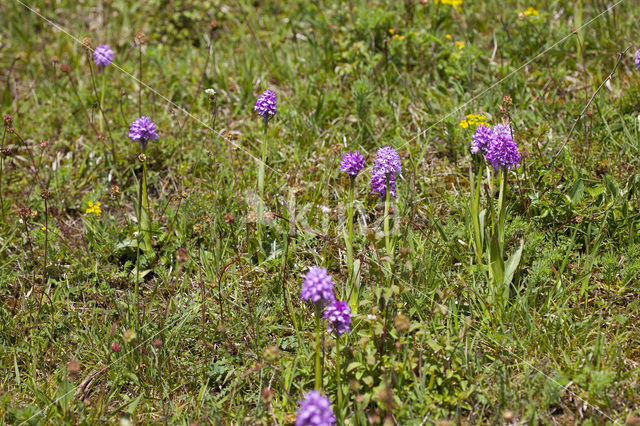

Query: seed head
[109,185,121,199]
[81,37,92,50]
[3,114,13,127]
[135,30,147,45]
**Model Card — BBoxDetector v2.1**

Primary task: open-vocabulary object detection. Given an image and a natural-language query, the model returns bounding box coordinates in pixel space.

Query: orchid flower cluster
[471,123,521,171]
[469,118,523,303]
[300,266,352,336]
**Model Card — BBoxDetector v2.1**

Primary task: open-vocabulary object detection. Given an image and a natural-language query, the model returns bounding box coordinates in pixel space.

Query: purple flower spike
[323,300,352,336]
[128,116,159,149]
[295,391,336,426]
[300,267,335,307]
[370,170,397,198]
[340,151,365,177]
[93,44,114,68]
[635,48,640,70]
[373,146,402,176]
[370,146,401,198]
[254,90,277,120]
[471,124,494,156]
[484,124,521,171]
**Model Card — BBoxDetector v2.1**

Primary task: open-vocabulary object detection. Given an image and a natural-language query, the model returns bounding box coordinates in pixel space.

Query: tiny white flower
[204,88,216,96]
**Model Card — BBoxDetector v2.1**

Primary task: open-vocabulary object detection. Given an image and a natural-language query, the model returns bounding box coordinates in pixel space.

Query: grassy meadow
[1,0,640,424]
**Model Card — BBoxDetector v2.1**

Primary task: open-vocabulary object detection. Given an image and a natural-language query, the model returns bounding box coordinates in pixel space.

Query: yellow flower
[85,201,102,216]
[445,34,452,40]
[455,41,465,50]
[434,0,463,12]
[389,29,395,35]
[459,114,489,129]
[41,225,47,231]
[523,7,539,16]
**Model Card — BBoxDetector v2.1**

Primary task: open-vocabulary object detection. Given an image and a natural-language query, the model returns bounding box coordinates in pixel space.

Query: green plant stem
[346,176,356,307]
[384,174,392,258]
[314,308,323,390]
[141,161,152,250]
[99,72,106,132]
[134,163,143,326]
[0,127,6,223]
[336,335,343,413]
[43,197,48,285]
[257,119,268,256]
[470,163,483,265]
[497,168,507,258]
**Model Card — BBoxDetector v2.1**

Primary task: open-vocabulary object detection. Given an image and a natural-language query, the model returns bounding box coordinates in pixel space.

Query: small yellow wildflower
[41,225,47,231]
[523,7,539,16]
[455,41,465,50]
[434,0,463,12]
[459,114,489,129]
[389,28,395,35]
[445,34,452,40]
[85,201,102,216]
[392,34,405,41]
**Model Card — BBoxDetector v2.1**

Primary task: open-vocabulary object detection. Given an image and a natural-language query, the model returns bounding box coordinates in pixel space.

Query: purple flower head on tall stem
[295,391,336,426]
[93,44,114,69]
[370,146,401,198]
[340,151,365,177]
[484,124,521,171]
[254,90,277,122]
[128,116,159,149]
[635,48,640,70]
[323,300,352,336]
[471,124,494,156]
[370,170,397,198]
[300,267,335,307]
[373,146,401,176]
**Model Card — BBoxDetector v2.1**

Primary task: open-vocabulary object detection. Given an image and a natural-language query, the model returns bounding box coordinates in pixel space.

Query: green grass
[1,0,640,424]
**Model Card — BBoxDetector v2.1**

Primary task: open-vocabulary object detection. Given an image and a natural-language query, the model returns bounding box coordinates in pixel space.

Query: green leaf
[604,175,619,198]
[567,179,584,206]
[503,239,524,286]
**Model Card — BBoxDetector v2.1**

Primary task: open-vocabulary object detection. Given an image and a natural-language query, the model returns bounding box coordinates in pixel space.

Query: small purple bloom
[340,151,365,177]
[370,170,397,198]
[300,267,335,307]
[373,146,402,176]
[635,48,640,70]
[254,90,277,120]
[93,44,114,68]
[471,124,494,156]
[323,300,352,336]
[295,391,336,426]
[370,146,401,198]
[128,116,159,149]
[484,124,521,171]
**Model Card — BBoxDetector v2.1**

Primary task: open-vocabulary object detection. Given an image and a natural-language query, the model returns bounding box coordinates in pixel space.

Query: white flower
[204,88,216,96]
